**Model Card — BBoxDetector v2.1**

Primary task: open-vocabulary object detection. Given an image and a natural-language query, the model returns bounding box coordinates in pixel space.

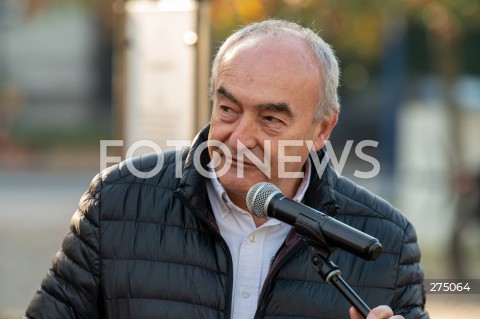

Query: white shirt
[206,160,311,319]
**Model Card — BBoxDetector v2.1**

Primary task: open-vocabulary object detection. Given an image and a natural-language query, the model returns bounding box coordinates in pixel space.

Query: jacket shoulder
[332,174,422,265]
[94,150,185,191]
[334,174,410,230]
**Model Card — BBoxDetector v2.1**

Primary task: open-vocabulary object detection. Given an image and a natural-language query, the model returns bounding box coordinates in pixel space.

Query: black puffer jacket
[25,126,429,319]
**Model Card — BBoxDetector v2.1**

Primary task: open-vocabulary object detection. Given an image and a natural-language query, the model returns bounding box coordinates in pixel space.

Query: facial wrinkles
[206,35,332,210]
[213,34,322,158]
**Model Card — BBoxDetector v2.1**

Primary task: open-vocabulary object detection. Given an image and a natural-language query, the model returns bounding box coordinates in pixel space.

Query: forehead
[216,33,322,110]
[222,32,320,78]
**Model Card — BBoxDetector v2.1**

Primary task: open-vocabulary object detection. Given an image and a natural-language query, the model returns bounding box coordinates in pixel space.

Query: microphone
[246,182,382,260]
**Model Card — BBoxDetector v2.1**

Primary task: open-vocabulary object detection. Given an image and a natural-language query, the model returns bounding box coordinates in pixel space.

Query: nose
[229,115,258,153]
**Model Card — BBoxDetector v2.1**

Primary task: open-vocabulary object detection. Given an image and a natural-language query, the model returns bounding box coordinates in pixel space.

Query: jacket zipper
[254,237,304,318]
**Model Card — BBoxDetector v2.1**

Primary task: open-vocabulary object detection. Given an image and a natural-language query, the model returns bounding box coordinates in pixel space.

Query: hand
[349,306,404,319]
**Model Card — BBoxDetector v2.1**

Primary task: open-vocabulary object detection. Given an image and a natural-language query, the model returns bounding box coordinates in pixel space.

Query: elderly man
[25,20,428,319]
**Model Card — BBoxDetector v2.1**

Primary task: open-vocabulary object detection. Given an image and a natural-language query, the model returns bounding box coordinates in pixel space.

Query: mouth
[211,152,259,170]
[225,155,258,168]
[210,151,272,179]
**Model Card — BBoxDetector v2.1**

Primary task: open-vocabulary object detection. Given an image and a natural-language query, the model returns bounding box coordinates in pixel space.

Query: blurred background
[1,0,480,317]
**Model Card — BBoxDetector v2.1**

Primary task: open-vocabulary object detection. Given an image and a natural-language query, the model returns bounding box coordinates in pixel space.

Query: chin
[218,168,268,197]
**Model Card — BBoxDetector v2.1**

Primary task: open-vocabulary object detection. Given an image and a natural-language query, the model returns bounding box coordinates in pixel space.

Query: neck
[226,177,303,228]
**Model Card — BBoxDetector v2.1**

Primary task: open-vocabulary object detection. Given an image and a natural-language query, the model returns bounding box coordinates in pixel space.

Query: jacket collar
[175,124,212,218]
[305,147,340,216]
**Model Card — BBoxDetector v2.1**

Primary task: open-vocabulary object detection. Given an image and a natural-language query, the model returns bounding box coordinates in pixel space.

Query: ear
[311,110,338,151]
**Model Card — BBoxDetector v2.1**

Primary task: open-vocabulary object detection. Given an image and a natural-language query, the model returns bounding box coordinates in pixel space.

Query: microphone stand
[294,213,374,318]
[307,243,371,318]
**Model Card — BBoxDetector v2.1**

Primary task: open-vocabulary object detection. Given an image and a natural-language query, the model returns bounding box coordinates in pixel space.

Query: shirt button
[248,233,256,243]
[242,290,251,298]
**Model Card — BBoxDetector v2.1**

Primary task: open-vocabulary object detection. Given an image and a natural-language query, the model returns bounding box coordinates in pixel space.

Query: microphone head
[246,182,281,218]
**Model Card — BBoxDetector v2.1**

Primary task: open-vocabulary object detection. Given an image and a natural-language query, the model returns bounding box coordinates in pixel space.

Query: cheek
[208,117,227,141]
[273,144,311,168]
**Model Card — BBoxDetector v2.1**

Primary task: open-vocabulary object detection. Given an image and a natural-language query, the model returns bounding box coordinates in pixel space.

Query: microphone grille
[246,182,281,218]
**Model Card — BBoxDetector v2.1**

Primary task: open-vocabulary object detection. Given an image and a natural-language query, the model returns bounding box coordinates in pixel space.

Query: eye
[260,114,286,133]
[218,105,239,122]
[263,115,280,123]
[220,105,234,113]
[261,114,285,125]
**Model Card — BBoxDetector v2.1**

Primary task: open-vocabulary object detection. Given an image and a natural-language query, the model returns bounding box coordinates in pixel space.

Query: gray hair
[209,19,341,122]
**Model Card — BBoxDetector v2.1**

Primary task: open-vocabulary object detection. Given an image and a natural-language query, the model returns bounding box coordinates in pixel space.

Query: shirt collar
[207,158,312,219]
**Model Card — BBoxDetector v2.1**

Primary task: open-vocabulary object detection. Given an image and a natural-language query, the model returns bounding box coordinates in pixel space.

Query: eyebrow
[217,86,240,105]
[217,86,294,119]
[258,102,293,119]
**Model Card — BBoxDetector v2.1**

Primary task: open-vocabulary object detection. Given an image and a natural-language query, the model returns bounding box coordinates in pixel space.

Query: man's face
[208,33,336,208]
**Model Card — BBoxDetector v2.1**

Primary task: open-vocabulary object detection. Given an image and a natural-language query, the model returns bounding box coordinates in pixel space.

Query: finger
[369,305,395,319]
[349,305,403,319]
[349,306,364,319]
